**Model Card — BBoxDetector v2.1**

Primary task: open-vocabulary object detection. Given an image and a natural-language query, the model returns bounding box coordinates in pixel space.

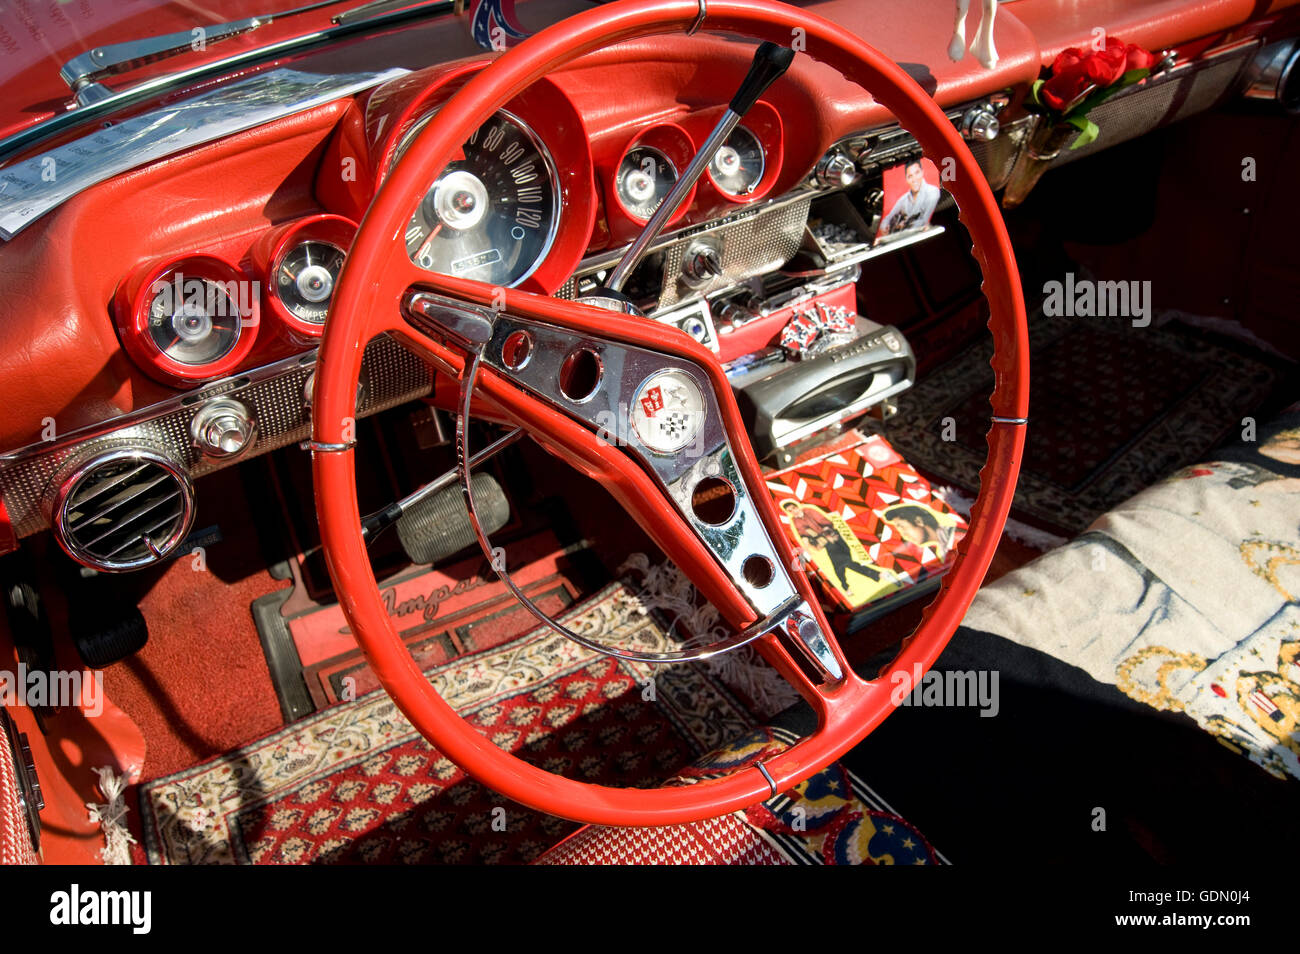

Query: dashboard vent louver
[48,448,195,573]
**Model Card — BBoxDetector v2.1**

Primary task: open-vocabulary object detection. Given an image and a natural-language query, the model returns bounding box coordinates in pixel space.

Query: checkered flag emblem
[661,411,691,439]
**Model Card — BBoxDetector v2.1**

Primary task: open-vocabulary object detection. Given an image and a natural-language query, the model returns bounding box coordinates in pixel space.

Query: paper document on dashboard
[0,67,409,241]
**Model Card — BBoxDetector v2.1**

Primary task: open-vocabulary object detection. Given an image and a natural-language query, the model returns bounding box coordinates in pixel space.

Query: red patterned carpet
[538,726,943,865]
[133,583,757,865]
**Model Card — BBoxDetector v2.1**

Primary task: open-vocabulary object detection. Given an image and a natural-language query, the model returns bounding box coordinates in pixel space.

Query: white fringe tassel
[86,765,136,865]
[619,554,802,718]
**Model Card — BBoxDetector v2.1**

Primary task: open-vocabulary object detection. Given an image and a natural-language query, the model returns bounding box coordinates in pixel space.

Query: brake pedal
[69,605,148,669]
[395,472,510,566]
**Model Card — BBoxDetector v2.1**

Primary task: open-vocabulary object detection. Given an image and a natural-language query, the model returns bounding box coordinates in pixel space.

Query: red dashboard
[0,0,1296,457]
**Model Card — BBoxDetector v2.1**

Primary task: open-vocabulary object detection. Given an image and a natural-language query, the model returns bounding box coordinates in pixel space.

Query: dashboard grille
[0,335,435,542]
[51,449,195,572]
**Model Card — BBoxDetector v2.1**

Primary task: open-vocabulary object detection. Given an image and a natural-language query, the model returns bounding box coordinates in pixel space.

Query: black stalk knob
[729,42,796,116]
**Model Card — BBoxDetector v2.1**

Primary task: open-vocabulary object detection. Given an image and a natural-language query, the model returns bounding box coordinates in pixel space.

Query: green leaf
[1065,115,1099,150]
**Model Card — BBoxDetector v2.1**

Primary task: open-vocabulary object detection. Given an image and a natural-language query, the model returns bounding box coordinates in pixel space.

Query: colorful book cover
[765,434,968,611]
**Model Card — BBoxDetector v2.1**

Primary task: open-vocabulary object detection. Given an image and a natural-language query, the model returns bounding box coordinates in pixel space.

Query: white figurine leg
[971,0,999,69]
[949,0,971,62]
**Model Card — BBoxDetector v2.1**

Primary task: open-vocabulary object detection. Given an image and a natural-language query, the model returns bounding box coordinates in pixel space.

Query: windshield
[0,0,596,142]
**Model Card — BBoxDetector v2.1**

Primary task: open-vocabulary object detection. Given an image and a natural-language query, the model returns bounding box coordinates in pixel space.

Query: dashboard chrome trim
[0,335,434,539]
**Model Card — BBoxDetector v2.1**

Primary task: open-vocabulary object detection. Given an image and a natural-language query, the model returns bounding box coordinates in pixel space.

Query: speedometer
[404,111,559,287]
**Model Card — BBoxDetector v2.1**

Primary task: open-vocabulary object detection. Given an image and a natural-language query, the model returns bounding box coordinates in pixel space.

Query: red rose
[1050,47,1085,75]
[1040,68,1091,111]
[1083,37,1129,86]
[1124,43,1157,71]
[1040,38,1156,112]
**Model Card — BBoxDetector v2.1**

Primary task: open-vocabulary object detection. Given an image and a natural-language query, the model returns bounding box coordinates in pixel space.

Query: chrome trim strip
[304,440,355,452]
[687,0,708,36]
[991,416,1028,425]
[756,761,778,798]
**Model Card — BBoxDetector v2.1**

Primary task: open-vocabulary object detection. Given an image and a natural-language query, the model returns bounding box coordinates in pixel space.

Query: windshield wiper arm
[331,0,449,27]
[59,0,353,99]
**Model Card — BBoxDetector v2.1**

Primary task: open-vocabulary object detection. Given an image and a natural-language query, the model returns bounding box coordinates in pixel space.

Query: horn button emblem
[631,369,706,454]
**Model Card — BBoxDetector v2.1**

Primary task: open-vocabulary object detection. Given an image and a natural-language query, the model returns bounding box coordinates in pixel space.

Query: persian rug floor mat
[539,725,946,865]
[879,312,1283,535]
[133,582,757,865]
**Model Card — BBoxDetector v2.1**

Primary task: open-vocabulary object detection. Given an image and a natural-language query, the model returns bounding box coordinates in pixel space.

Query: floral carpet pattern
[135,583,756,864]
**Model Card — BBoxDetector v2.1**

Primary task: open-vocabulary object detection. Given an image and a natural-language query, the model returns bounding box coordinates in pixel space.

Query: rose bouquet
[1027,38,1161,149]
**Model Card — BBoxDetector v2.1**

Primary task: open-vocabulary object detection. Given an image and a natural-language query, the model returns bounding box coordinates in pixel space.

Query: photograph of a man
[875,158,942,245]
[882,503,957,561]
[780,499,886,592]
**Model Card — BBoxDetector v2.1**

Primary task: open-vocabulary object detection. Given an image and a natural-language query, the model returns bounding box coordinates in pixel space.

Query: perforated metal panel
[969,116,1032,190]
[655,198,810,308]
[558,196,811,309]
[0,335,433,539]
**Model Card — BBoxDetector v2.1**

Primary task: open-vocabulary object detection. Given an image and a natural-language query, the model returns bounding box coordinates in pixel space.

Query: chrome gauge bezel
[615,144,679,221]
[396,108,562,289]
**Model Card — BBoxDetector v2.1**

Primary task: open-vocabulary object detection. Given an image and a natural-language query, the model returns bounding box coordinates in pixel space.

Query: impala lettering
[344,573,491,631]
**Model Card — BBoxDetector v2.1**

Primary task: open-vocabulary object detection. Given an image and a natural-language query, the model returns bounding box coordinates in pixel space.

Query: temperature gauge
[274,241,345,326]
[709,125,765,197]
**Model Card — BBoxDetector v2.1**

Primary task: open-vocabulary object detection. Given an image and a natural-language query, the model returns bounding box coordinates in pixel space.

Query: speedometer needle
[415,222,443,263]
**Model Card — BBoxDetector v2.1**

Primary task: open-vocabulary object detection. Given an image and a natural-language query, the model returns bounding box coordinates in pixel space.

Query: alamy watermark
[148,272,259,326]
[889,662,999,717]
[0,665,104,717]
[1042,272,1152,327]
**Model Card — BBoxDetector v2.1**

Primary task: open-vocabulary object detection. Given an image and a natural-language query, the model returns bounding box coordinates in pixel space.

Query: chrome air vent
[46,447,195,572]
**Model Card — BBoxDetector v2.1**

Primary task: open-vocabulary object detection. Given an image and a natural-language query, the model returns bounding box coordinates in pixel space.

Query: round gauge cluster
[709,125,765,197]
[116,255,260,386]
[117,215,358,386]
[403,110,559,288]
[697,100,783,207]
[274,241,345,325]
[259,214,358,339]
[616,146,677,220]
[608,123,697,232]
[146,276,245,367]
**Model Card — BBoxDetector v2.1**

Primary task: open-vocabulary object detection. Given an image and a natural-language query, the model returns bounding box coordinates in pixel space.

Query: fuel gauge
[146,276,243,366]
[616,146,678,221]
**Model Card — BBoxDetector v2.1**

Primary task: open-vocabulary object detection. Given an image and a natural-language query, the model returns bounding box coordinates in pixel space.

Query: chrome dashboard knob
[191,397,256,459]
[961,104,1001,142]
[816,152,859,188]
[682,241,723,285]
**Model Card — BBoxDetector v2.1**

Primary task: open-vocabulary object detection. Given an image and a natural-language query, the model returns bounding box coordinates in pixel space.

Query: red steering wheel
[313,0,1028,826]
